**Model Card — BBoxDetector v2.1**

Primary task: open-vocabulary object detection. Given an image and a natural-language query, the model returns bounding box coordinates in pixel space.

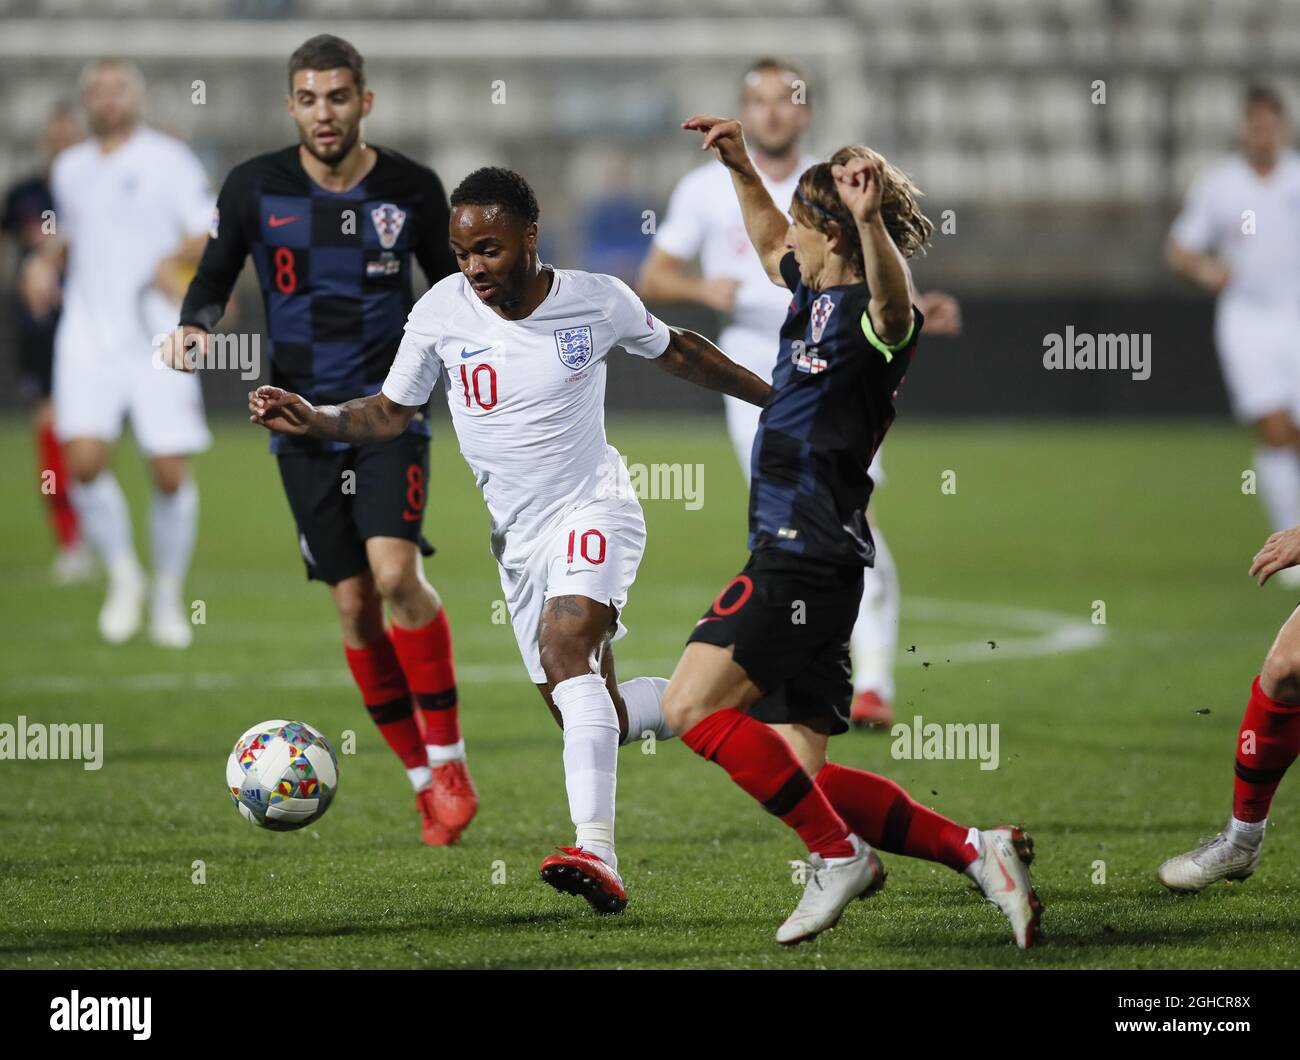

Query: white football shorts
[53,310,211,457]
[1214,296,1300,423]
[497,493,648,684]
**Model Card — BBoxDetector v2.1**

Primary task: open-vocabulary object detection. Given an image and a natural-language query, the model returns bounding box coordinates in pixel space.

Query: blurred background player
[1158,523,1300,891]
[248,165,769,913]
[20,59,213,646]
[638,58,961,728]
[160,36,474,846]
[2,102,89,584]
[1169,83,1300,586]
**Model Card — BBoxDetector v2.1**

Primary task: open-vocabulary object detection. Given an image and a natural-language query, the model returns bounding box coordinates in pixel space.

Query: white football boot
[52,543,95,585]
[776,834,886,945]
[149,584,193,649]
[965,826,1042,949]
[1157,828,1262,893]
[98,562,145,644]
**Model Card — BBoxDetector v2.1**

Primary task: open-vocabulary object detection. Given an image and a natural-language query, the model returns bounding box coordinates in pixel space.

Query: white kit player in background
[638,58,962,727]
[20,59,215,646]
[247,167,770,912]
[1170,83,1300,587]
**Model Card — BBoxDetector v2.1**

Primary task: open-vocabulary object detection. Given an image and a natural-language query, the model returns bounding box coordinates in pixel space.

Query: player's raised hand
[249,385,316,435]
[154,325,208,372]
[682,116,753,175]
[832,157,884,226]
[1249,526,1300,585]
[916,290,962,335]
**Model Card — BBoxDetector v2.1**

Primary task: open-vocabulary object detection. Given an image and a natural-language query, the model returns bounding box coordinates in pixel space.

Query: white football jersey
[383,267,671,567]
[654,153,819,377]
[51,125,215,357]
[1171,148,1300,305]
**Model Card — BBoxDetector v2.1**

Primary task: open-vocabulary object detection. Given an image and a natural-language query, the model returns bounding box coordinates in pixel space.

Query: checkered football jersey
[179,145,456,452]
[748,251,923,567]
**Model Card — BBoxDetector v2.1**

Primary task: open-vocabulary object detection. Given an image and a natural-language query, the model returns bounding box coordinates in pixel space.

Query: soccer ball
[226,719,338,831]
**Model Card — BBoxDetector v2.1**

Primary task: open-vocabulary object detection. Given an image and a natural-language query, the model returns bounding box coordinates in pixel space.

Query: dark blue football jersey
[748,251,923,567]
[179,145,456,452]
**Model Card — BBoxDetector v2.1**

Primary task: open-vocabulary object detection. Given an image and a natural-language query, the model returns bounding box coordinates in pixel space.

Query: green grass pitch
[1,414,1297,969]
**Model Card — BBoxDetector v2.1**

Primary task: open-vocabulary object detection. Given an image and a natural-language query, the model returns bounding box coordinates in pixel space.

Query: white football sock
[618,676,675,745]
[960,827,985,881]
[553,673,620,869]
[1253,446,1300,533]
[150,479,198,602]
[70,472,140,580]
[1228,816,1266,849]
[427,738,465,766]
[851,526,900,699]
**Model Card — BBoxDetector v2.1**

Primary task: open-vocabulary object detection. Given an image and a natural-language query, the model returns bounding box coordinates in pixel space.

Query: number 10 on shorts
[566,528,606,565]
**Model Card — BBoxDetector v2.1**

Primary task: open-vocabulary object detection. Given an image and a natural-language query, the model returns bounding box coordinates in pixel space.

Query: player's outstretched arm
[682,116,789,285]
[654,327,772,407]
[248,386,417,444]
[834,157,915,346]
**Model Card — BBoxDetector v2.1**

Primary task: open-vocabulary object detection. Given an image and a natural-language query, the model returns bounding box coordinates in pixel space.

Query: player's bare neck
[299,143,377,193]
[495,263,553,322]
[1248,152,1279,178]
[753,149,802,184]
[96,123,138,156]
[811,256,862,291]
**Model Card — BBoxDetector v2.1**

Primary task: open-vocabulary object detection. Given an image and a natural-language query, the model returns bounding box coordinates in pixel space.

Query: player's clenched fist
[249,385,316,435]
[682,116,754,175]
[155,325,208,372]
[831,156,884,225]
[1249,525,1300,586]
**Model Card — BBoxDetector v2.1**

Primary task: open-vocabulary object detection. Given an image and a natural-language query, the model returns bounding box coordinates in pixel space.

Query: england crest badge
[370,203,407,250]
[810,293,836,343]
[554,325,595,370]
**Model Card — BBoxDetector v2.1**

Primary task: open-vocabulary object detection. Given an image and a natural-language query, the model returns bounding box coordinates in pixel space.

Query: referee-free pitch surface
[1,415,1297,969]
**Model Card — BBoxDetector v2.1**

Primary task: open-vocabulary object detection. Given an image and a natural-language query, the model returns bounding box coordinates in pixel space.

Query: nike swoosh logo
[694,617,720,626]
[995,852,1017,893]
[460,346,492,359]
[268,214,300,228]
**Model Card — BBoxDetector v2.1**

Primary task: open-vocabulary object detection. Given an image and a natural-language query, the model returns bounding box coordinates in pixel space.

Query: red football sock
[1233,675,1300,822]
[389,609,461,748]
[681,707,854,859]
[38,422,79,548]
[343,636,425,769]
[816,761,977,871]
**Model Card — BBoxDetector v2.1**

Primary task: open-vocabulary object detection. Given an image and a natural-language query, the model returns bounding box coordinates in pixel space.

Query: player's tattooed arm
[655,327,772,407]
[248,387,417,443]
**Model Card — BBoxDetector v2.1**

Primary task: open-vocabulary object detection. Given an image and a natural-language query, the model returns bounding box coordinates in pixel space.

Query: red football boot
[850,690,894,729]
[429,759,478,833]
[416,786,457,847]
[539,847,627,914]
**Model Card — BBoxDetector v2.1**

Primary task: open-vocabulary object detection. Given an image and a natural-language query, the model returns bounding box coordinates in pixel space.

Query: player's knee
[1260,647,1300,702]
[539,637,597,685]
[660,683,701,735]
[370,558,420,605]
[150,457,188,494]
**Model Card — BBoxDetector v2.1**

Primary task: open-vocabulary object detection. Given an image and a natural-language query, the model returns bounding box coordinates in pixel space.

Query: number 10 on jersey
[458,363,498,410]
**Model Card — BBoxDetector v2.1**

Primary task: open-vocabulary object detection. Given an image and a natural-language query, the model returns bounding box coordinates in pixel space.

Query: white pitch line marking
[3,597,1104,696]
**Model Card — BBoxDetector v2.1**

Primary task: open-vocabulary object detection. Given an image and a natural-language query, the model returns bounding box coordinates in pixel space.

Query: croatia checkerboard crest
[810,293,836,343]
[554,325,595,370]
[371,203,407,250]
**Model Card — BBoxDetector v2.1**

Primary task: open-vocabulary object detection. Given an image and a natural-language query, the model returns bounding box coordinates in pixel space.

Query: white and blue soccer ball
[226,719,338,831]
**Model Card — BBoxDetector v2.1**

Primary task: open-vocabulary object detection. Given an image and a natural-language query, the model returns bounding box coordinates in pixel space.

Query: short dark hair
[289,34,365,92]
[1245,81,1284,115]
[450,167,540,226]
